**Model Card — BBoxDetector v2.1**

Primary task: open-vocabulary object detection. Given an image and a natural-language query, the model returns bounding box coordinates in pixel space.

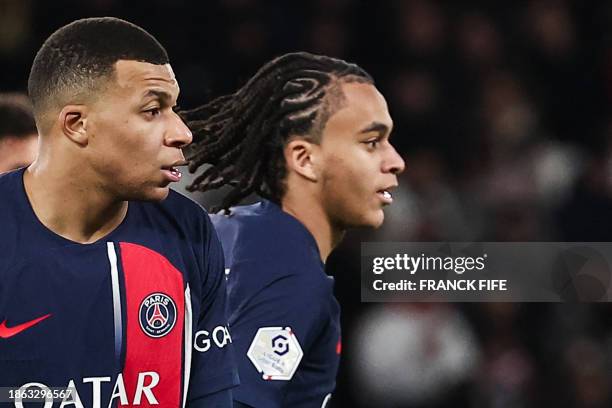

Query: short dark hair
[28,17,169,128]
[181,52,373,212]
[0,93,37,141]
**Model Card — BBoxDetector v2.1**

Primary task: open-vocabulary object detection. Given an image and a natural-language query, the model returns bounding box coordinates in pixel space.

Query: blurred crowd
[1,0,611,407]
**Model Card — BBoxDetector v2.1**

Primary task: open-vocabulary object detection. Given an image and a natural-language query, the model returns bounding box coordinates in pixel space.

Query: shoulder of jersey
[157,189,210,223]
[165,188,207,211]
[212,203,298,242]
[212,203,319,265]
[0,170,22,213]
[0,171,24,273]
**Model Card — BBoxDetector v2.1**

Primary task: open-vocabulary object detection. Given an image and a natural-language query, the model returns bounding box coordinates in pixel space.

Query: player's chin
[147,186,171,201]
[351,208,385,229]
[366,209,385,228]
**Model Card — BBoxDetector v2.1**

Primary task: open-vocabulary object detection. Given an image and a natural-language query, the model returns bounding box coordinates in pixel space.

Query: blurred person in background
[181,52,405,407]
[0,93,37,173]
[352,303,479,407]
[563,336,611,407]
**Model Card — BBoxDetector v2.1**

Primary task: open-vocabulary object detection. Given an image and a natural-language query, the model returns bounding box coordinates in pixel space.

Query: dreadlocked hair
[181,51,373,213]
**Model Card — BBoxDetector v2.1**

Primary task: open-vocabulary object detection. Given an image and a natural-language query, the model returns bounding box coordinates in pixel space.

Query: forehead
[327,82,392,132]
[112,60,179,97]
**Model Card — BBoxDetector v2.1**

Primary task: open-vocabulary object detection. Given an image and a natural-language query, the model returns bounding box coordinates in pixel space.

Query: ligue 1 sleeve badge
[139,292,177,338]
[247,327,303,381]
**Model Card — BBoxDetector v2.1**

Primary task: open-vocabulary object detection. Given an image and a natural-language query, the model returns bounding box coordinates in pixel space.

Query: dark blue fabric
[0,168,238,406]
[212,201,340,408]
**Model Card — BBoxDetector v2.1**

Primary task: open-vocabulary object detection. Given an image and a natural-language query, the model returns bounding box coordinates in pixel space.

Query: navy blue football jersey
[0,169,239,407]
[211,200,340,408]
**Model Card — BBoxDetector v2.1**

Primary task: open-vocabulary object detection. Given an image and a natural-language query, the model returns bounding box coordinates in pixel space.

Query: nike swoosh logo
[0,314,52,339]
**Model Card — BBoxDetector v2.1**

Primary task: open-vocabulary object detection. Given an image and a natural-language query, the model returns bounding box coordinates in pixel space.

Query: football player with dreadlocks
[182,52,405,407]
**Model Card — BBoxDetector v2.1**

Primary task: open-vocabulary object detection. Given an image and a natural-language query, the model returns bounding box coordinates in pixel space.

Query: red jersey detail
[120,243,185,407]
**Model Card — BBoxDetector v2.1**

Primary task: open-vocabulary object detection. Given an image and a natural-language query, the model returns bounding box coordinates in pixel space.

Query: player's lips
[377,184,397,205]
[161,160,188,183]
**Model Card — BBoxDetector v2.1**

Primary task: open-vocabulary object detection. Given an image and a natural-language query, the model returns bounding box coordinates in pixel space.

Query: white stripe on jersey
[182,285,193,408]
[107,242,123,362]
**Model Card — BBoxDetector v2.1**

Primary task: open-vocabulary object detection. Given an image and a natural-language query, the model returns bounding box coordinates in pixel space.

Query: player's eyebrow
[359,121,390,136]
[141,89,175,106]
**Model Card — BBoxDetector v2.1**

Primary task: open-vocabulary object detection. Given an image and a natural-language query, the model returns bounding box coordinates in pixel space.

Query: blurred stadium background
[1,0,611,406]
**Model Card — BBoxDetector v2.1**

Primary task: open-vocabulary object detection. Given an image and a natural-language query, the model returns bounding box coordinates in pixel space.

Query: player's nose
[383,144,405,175]
[165,112,193,148]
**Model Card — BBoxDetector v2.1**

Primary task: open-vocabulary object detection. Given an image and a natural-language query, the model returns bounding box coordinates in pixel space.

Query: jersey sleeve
[227,259,329,407]
[186,214,239,402]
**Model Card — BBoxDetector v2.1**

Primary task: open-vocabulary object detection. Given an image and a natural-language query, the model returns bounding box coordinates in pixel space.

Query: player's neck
[23,159,128,244]
[281,193,345,263]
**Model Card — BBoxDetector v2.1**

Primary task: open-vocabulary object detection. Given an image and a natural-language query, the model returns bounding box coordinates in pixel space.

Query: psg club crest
[139,292,177,338]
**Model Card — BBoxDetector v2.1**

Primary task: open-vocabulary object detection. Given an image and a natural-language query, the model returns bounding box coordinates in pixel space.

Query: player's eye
[144,107,161,118]
[364,138,381,149]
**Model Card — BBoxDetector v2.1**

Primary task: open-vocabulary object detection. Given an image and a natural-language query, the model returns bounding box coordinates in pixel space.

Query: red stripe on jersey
[120,242,185,407]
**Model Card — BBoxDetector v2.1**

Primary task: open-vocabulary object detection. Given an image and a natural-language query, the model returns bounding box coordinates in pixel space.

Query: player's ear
[59,105,89,146]
[284,137,318,182]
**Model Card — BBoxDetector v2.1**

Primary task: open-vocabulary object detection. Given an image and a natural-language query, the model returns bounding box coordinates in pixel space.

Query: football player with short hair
[183,52,405,407]
[0,17,237,407]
